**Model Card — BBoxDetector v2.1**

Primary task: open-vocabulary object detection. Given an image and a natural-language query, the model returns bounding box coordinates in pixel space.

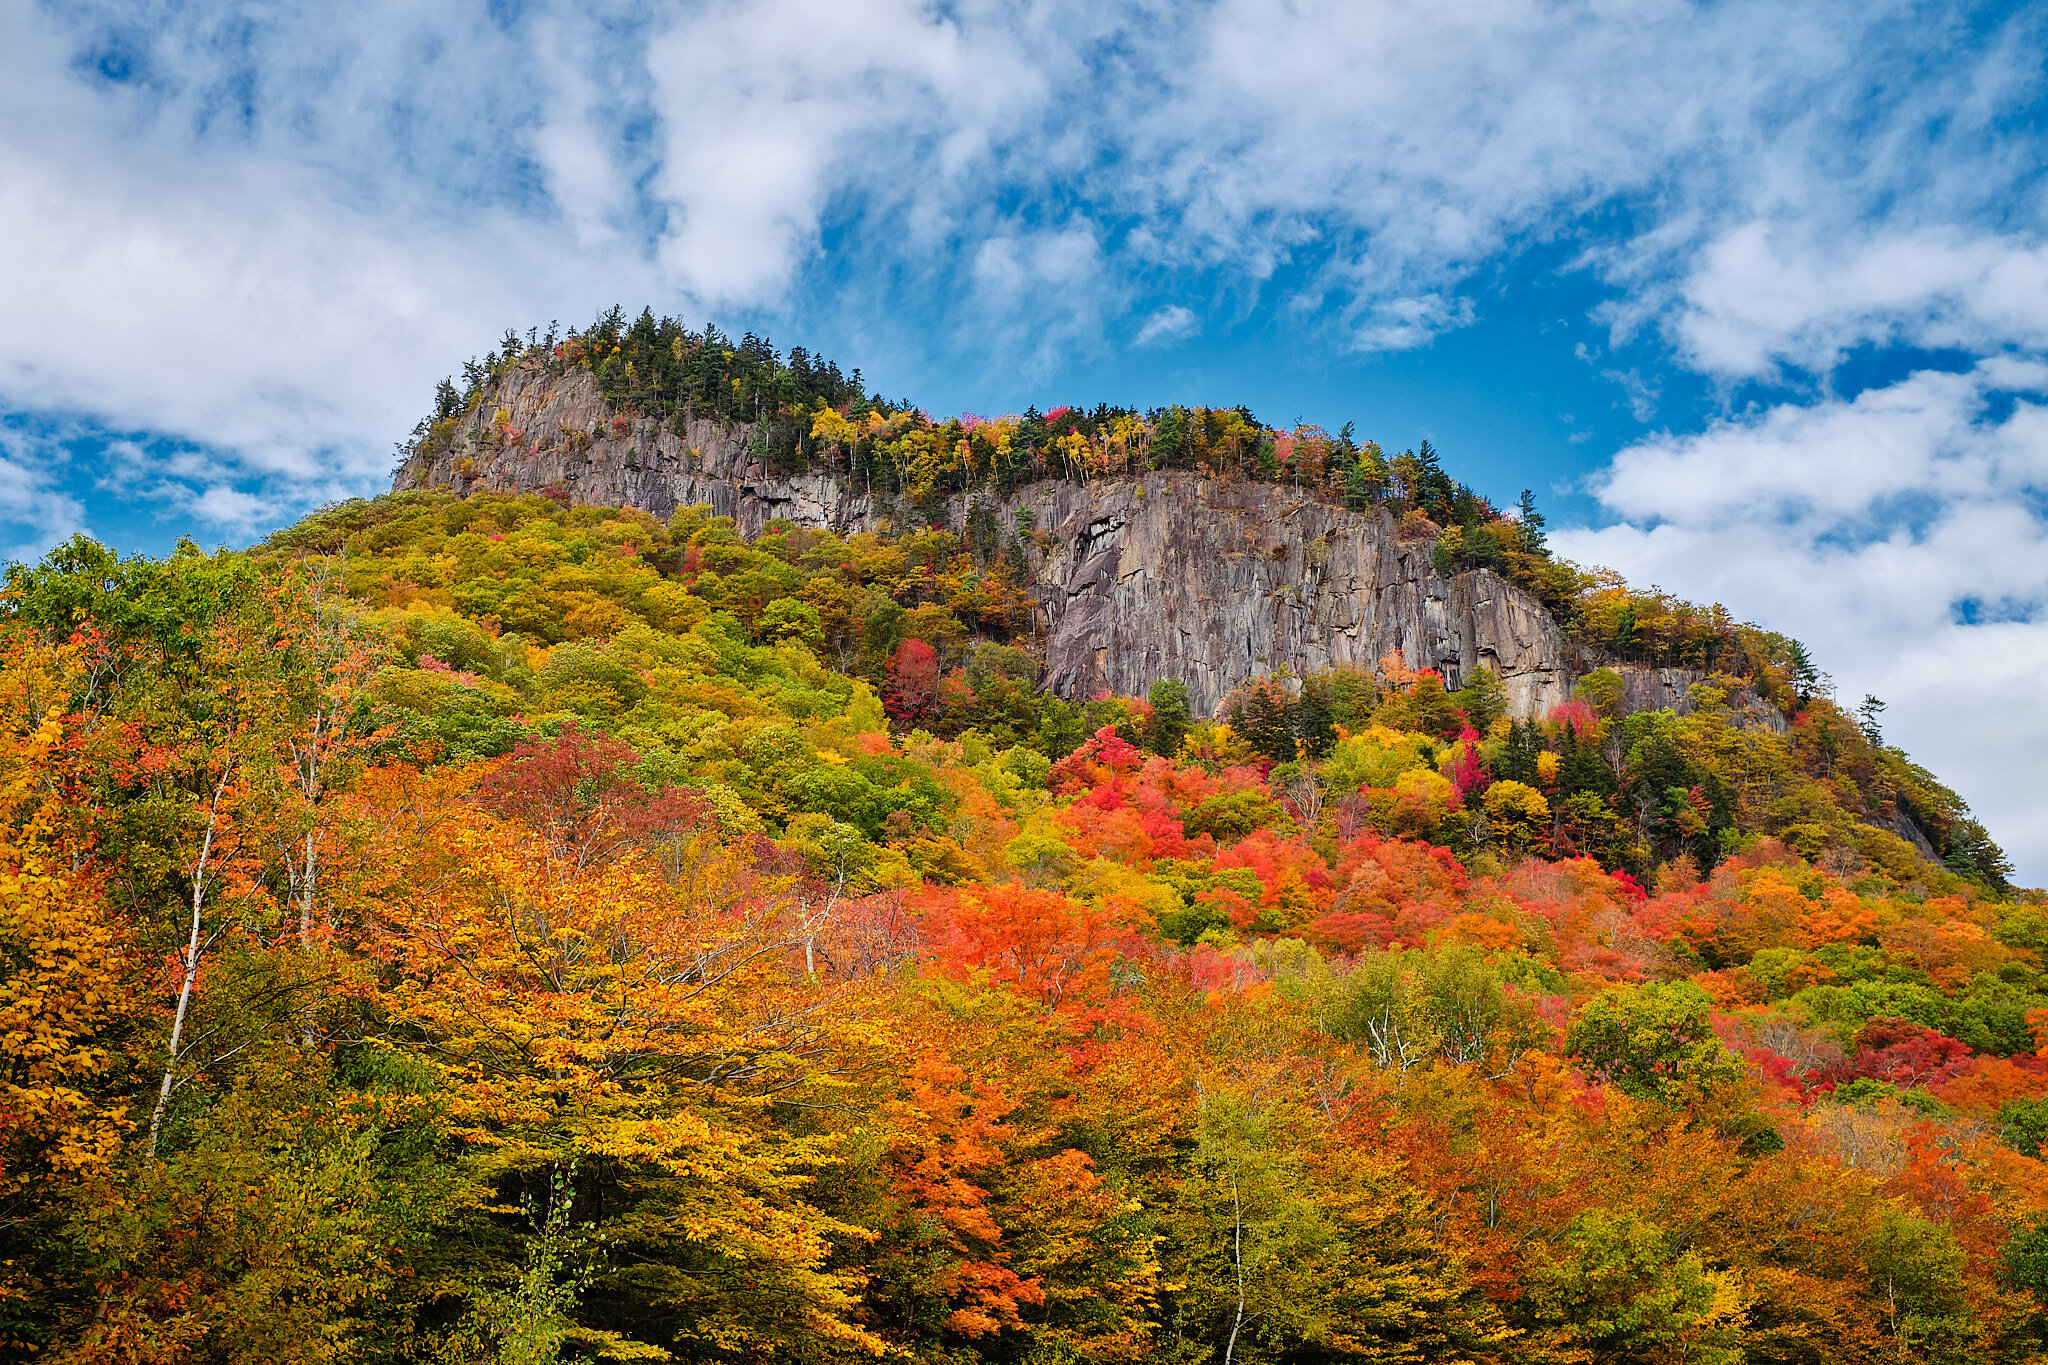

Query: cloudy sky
[3,0,2045,881]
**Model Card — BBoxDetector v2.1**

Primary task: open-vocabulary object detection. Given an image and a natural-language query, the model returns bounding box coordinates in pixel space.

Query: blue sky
[3,0,2047,882]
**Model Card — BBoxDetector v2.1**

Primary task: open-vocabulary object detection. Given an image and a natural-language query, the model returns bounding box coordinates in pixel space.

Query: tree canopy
[0,477,2038,1364]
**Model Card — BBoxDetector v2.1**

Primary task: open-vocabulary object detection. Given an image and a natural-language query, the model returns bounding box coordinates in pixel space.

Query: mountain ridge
[393,357,1782,731]
[355,308,2014,889]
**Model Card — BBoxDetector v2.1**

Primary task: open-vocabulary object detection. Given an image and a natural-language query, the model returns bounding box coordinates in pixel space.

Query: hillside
[0,311,2041,1363]
[392,309,1995,884]
[399,354,1590,719]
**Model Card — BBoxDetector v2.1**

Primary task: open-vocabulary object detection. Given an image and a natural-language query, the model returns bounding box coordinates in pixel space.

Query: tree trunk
[1223,1169,1250,1365]
[150,763,232,1158]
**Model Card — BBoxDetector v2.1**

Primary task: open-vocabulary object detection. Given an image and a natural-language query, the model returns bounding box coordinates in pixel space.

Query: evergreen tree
[1516,489,1547,556]
[1230,686,1297,764]
[1343,460,1376,511]
[1495,720,1544,786]
[1414,439,1456,518]
[1147,679,1194,757]
[1780,638,1819,700]
[1558,724,1618,799]
[1292,681,1338,759]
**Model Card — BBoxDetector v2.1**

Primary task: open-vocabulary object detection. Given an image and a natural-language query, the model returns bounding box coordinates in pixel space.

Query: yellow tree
[246,558,389,950]
[1158,991,1514,1364]
[360,761,886,1359]
[132,592,329,1156]
[0,639,130,1339]
[811,402,860,474]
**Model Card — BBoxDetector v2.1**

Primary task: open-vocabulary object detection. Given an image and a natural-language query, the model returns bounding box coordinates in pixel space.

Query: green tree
[1450,664,1507,731]
[1162,1087,1510,1365]
[1325,943,1542,1073]
[1565,981,1742,1100]
[2003,1217,2048,1335]
[1292,679,1338,759]
[1573,667,1627,722]
[1999,1098,2048,1159]
[1521,1212,1747,1364]
[1228,685,1295,764]
[1516,489,1548,557]
[1865,1210,1972,1363]
[1147,678,1194,757]
[758,596,824,650]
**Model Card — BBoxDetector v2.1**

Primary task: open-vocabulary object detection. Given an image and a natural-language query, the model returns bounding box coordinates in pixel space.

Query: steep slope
[396,360,1749,723]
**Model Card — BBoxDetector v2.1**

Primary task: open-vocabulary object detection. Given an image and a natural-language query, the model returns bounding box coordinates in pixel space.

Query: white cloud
[1592,362,2048,528]
[5,2,2042,490]
[1135,305,1197,347]
[1556,363,2048,884]
[971,226,1104,302]
[1600,367,1660,423]
[643,0,1055,305]
[1673,225,2048,378]
[0,427,89,562]
[0,0,677,544]
[3,0,2038,497]
[528,17,636,251]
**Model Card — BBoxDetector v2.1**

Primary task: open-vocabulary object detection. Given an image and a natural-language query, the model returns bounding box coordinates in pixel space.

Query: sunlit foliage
[0,490,2039,1363]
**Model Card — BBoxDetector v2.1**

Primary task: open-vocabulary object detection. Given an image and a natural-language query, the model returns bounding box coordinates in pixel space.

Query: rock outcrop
[393,362,1774,726]
[997,475,1577,717]
[397,362,879,533]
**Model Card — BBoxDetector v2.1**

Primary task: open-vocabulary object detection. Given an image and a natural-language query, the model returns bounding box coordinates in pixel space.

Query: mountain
[384,312,1984,882]
[5,310,2043,1363]
[395,357,1583,718]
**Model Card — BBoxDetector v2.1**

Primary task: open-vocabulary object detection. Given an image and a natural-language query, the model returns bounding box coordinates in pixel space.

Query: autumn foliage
[0,497,2042,1364]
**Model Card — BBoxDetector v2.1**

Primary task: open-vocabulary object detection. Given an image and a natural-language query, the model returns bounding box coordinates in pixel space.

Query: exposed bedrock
[999,475,1576,718]
[396,363,1778,726]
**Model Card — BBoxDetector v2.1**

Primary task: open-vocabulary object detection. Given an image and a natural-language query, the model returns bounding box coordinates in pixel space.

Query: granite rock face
[998,475,1579,718]
[1607,663,1789,734]
[394,364,1768,725]
[397,363,881,534]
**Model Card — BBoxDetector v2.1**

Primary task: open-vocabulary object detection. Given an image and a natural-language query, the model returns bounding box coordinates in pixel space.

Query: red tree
[477,722,705,870]
[884,638,941,723]
[1816,1017,1974,1091]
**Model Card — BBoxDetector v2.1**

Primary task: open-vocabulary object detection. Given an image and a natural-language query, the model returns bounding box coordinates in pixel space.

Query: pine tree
[1147,679,1193,757]
[1230,685,1296,763]
[1516,489,1547,556]
[1291,682,1338,759]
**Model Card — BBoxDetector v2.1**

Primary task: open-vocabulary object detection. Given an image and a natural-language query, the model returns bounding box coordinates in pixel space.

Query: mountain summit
[399,313,1776,722]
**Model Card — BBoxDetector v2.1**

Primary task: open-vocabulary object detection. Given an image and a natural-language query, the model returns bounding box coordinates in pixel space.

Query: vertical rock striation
[1000,474,1577,717]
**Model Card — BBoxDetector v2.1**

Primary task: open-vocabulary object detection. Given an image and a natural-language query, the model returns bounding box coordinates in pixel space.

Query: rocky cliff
[395,362,1776,727]
[997,475,1578,718]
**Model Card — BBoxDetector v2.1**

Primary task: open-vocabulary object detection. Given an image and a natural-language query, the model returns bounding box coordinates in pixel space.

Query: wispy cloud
[7,0,2039,490]
[1600,367,1660,423]
[0,423,89,563]
[1135,305,1197,347]
[1556,361,2048,882]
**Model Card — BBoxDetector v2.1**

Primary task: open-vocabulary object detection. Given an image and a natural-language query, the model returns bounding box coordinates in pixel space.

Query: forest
[2,468,2044,1364]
